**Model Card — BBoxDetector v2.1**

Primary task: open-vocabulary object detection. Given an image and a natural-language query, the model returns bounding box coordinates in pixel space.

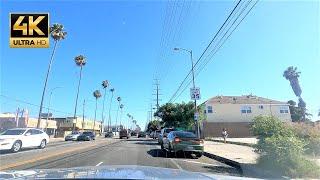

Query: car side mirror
[25,132,31,136]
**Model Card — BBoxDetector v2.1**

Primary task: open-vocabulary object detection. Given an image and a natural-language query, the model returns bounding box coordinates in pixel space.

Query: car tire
[39,139,46,149]
[11,141,22,153]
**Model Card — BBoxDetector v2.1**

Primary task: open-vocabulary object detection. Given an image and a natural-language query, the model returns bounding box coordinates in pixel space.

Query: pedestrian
[222,128,228,143]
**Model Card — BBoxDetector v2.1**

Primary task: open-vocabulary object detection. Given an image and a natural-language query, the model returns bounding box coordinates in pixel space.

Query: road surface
[0,137,241,177]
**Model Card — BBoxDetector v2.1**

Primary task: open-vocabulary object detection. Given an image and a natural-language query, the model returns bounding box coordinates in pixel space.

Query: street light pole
[174,47,200,138]
[45,87,62,132]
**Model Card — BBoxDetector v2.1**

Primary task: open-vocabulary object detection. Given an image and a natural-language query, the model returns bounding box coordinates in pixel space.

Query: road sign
[190,87,201,100]
[194,112,199,121]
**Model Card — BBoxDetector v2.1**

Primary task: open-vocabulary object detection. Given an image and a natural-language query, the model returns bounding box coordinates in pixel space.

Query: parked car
[138,131,146,138]
[0,128,49,152]
[65,131,81,141]
[120,129,130,139]
[158,128,176,145]
[162,131,203,158]
[77,131,95,141]
[104,131,114,138]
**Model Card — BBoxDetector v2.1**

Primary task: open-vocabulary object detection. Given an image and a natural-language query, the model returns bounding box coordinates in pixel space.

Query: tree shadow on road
[202,165,242,176]
[147,149,195,159]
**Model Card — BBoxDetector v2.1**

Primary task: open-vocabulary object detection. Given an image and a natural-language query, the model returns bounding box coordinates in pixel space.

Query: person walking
[222,128,228,143]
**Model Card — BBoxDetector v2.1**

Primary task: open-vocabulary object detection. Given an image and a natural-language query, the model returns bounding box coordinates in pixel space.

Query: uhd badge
[10,13,49,48]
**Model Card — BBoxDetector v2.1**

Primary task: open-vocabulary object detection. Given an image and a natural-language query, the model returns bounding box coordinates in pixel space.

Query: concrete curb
[205,138,255,147]
[203,151,284,179]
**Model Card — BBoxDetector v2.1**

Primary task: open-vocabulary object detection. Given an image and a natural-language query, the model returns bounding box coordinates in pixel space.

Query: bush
[290,123,320,156]
[251,116,320,178]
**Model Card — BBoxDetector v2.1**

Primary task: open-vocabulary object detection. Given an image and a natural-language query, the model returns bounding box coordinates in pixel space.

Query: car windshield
[1,0,319,179]
[1,129,26,135]
[174,131,197,138]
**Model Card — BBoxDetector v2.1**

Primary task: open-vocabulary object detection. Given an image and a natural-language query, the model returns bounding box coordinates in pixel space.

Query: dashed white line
[95,162,103,166]
[170,159,182,170]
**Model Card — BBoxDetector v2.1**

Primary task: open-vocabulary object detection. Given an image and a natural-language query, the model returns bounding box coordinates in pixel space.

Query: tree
[93,90,102,131]
[73,55,86,131]
[147,120,160,132]
[107,88,115,132]
[37,23,67,128]
[155,102,195,130]
[115,97,121,132]
[119,104,124,129]
[101,80,109,132]
[283,67,307,121]
[288,100,303,122]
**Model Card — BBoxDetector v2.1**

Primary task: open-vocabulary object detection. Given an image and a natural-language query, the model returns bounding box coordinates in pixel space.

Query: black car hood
[0,165,252,179]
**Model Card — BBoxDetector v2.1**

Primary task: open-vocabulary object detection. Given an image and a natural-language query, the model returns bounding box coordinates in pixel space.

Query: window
[31,129,42,135]
[207,106,213,113]
[280,106,289,114]
[241,106,252,113]
[258,105,264,109]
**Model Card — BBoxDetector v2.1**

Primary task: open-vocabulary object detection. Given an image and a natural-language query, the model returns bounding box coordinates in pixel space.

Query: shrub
[251,116,320,178]
[290,123,320,156]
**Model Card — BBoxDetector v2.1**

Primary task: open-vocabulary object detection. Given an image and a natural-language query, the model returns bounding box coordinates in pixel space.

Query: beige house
[202,95,291,137]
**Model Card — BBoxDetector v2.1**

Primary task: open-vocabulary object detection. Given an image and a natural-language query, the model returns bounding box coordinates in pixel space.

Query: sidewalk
[204,141,258,164]
[203,140,278,178]
[49,137,64,142]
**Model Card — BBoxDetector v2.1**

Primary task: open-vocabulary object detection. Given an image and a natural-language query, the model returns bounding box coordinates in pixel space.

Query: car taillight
[174,137,181,143]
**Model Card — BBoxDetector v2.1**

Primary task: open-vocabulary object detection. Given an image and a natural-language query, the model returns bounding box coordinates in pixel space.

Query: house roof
[206,95,287,105]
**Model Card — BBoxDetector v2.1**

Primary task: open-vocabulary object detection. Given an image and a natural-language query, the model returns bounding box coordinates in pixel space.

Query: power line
[168,0,244,103]
[171,0,259,103]
[0,94,74,116]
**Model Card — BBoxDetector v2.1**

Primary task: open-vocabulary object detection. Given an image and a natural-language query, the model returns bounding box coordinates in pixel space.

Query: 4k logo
[10,13,49,48]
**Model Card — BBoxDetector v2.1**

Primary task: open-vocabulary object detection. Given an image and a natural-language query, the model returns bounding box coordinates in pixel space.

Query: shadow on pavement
[125,138,154,142]
[147,149,194,159]
[0,147,38,155]
[134,141,158,146]
[202,165,242,176]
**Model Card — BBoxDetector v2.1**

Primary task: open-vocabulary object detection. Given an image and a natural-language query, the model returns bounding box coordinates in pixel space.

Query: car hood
[0,135,21,140]
[0,165,253,179]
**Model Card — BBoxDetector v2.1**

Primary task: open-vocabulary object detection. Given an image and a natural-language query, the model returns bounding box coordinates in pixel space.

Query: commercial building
[201,95,291,137]
[54,117,102,137]
[0,111,57,136]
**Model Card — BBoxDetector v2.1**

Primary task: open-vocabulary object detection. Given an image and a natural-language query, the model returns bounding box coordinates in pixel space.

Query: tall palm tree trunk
[101,88,107,133]
[93,98,97,131]
[119,108,123,130]
[37,40,58,128]
[115,102,120,132]
[108,91,114,132]
[73,66,83,131]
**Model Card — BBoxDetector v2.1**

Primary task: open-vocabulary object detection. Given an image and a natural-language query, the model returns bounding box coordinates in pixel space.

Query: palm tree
[101,80,109,133]
[283,66,306,121]
[126,113,131,130]
[108,88,115,132]
[119,104,124,130]
[93,90,102,131]
[73,55,86,131]
[37,23,67,128]
[283,66,302,97]
[115,97,121,132]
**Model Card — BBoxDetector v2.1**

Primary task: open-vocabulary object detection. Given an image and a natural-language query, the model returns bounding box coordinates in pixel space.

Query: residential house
[202,95,291,137]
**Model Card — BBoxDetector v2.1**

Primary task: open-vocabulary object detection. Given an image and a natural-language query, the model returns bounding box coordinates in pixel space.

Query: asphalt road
[0,137,241,177]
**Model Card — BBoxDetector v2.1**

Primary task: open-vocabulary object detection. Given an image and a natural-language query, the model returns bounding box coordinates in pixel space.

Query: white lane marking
[178,159,217,167]
[170,159,182,170]
[95,162,103,166]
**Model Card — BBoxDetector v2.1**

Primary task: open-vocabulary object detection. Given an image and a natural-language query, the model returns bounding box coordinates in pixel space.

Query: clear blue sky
[1,0,319,129]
